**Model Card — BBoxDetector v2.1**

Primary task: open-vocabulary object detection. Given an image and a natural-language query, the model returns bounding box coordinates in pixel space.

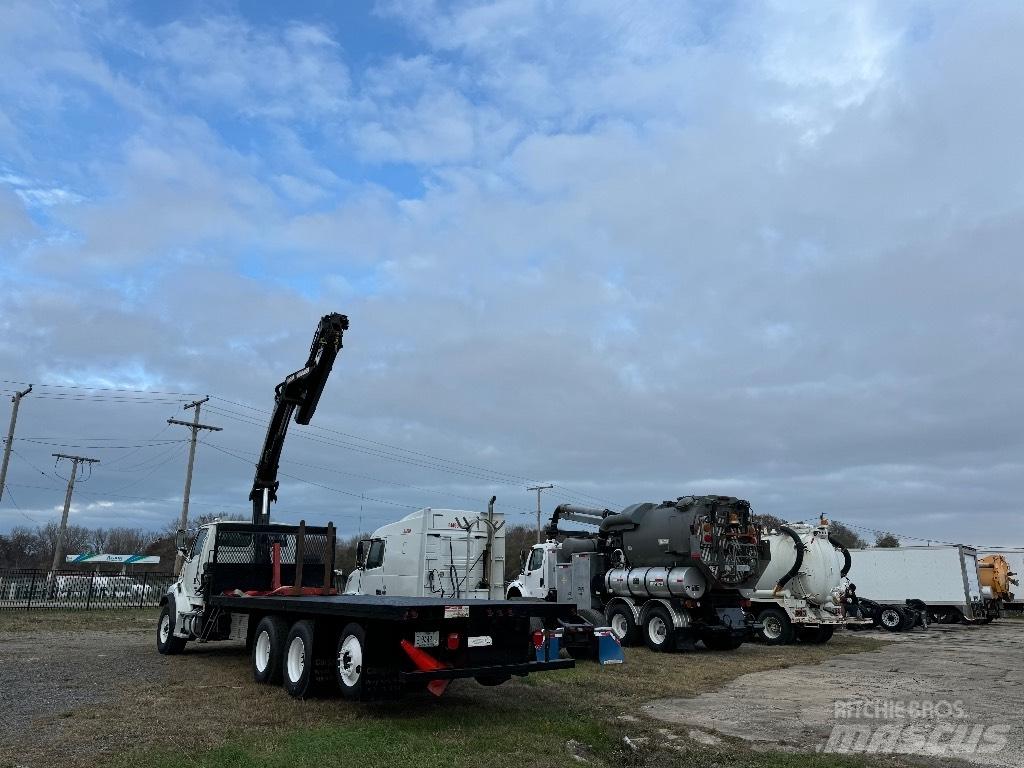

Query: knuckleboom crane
[250,313,349,525]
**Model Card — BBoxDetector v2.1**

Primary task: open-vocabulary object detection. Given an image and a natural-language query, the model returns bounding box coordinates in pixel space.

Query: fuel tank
[605,566,706,599]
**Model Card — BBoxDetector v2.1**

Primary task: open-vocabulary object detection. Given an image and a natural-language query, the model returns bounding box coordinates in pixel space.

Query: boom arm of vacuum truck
[250,312,349,524]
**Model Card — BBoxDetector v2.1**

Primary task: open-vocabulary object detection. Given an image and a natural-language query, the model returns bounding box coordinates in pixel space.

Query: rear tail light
[446,633,460,651]
[739,599,751,609]
[703,534,713,543]
[532,629,545,649]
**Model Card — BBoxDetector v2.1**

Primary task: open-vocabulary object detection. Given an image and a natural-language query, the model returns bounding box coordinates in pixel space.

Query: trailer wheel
[607,605,639,646]
[156,604,186,655]
[756,608,794,645]
[336,622,367,701]
[879,606,903,631]
[643,605,675,652]
[251,615,288,684]
[896,607,917,632]
[283,620,320,699]
[798,626,834,644]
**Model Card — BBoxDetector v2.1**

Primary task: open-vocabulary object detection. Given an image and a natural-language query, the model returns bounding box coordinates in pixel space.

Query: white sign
[444,605,470,619]
[66,554,161,564]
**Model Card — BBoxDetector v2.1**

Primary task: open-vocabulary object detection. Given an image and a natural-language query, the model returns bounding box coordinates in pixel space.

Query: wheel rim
[338,634,363,687]
[287,636,305,683]
[881,609,900,627]
[159,614,170,644]
[255,630,271,673]
[648,616,667,645]
[611,613,629,640]
[762,615,783,640]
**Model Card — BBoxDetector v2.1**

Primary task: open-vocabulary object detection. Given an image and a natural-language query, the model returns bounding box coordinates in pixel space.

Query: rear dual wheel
[607,605,639,646]
[643,605,675,652]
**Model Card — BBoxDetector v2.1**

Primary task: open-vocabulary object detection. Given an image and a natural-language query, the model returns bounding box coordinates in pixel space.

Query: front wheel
[156,604,186,655]
[757,607,794,645]
[607,605,639,646]
[643,605,675,652]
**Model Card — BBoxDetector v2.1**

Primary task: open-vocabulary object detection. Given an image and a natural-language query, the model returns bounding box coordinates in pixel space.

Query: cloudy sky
[1,1,1021,550]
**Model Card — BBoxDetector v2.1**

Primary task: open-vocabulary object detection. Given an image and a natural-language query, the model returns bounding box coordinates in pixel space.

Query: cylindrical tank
[750,523,843,604]
[978,554,1016,602]
[605,566,707,599]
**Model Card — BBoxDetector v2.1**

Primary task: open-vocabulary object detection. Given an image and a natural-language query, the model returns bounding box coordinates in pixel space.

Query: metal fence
[0,569,175,610]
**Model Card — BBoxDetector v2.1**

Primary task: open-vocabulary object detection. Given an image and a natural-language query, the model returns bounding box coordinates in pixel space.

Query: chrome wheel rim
[159,614,170,644]
[881,609,900,627]
[338,635,363,687]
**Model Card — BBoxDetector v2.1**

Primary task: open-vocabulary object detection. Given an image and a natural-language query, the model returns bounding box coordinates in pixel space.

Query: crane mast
[250,312,349,525]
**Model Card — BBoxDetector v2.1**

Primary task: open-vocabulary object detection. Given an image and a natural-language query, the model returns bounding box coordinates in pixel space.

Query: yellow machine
[978,554,1017,604]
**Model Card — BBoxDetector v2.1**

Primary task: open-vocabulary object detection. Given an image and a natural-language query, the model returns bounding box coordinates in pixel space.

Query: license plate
[468,635,492,648]
[444,605,470,619]
[414,631,439,648]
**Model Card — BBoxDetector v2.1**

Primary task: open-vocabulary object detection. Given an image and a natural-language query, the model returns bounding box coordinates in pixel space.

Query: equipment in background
[977,554,1017,621]
[507,495,769,653]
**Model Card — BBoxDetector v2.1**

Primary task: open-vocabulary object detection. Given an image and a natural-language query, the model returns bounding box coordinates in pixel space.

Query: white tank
[748,522,844,604]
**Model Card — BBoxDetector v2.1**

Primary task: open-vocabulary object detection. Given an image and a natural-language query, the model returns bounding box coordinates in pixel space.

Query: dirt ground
[1,610,1015,768]
[645,623,1024,766]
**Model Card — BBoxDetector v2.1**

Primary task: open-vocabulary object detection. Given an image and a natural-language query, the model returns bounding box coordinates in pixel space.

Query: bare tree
[875,532,900,548]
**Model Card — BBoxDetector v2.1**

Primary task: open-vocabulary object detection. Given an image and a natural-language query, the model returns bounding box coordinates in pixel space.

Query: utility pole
[49,453,100,584]
[527,483,554,543]
[168,397,222,575]
[0,384,32,503]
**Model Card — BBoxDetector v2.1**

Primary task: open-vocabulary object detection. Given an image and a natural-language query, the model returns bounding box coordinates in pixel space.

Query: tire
[643,604,675,652]
[336,622,368,701]
[799,626,835,644]
[283,620,319,699]
[701,632,744,651]
[251,615,288,684]
[606,605,639,646]
[896,607,916,632]
[757,607,795,645]
[879,606,904,632]
[156,604,186,655]
[577,607,606,627]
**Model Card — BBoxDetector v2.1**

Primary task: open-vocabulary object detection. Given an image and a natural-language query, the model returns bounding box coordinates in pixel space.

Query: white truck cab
[344,506,505,600]
[506,541,559,600]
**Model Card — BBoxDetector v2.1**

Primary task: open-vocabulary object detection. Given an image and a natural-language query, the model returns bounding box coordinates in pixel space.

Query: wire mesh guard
[0,568,175,610]
[209,523,335,593]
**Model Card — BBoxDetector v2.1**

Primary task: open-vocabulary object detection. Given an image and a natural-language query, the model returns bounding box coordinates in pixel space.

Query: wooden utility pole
[49,453,100,578]
[168,397,221,574]
[0,384,32,503]
[527,483,554,543]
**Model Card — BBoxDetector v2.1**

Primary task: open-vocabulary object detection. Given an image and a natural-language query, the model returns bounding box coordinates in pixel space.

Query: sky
[0,0,1022,551]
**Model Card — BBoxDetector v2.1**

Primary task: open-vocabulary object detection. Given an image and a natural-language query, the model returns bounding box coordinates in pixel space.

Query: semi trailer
[506,495,768,652]
[157,313,577,700]
[847,545,988,626]
[740,518,864,645]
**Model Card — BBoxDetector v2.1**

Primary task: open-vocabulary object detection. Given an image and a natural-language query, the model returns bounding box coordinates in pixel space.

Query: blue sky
[1,1,1022,549]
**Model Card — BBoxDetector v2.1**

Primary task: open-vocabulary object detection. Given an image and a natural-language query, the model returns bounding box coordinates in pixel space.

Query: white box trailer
[847,545,985,622]
[344,506,506,600]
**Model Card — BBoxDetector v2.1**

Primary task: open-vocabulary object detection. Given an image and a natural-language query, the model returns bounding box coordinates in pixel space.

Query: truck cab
[506,542,558,600]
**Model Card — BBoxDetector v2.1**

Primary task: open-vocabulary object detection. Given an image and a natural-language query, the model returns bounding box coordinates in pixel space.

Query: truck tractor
[507,495,769,652]
[741,518,866,645]
[157,314,579,700]
[977,554,1017,622]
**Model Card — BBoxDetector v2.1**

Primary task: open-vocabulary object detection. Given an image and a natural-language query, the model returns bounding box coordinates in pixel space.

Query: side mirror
[355,540,366,569]
[519,549,527,571]
[174,529,188,554]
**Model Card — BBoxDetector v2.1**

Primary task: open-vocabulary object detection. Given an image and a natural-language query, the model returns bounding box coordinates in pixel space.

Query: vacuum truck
[977,550,1023,612]
[740,518,864,645]
[506,495,769,652]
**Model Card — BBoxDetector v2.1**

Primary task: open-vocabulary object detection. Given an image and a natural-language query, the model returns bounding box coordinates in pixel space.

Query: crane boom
[250,312,349,524]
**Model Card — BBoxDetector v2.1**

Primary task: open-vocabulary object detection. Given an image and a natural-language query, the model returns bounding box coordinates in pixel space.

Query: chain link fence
[0,569,175,610]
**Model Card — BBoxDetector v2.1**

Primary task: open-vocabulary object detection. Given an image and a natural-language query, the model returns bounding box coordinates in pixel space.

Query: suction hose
[832,540,851,577]
[773,525,806,595]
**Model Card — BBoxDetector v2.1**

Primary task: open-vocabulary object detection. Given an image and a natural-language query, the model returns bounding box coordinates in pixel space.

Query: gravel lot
[644,622,1024,766]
